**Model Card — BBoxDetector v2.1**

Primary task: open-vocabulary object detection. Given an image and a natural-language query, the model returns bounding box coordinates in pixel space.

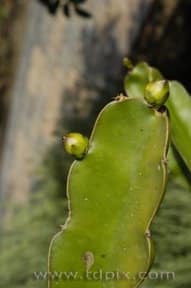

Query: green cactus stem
[168,81,191,172]
[124,61,191,172]
[48,97,169,288]
[124,62,163,99]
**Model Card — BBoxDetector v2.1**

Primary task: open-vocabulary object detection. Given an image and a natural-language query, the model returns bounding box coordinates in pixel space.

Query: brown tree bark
[0,0,153,204]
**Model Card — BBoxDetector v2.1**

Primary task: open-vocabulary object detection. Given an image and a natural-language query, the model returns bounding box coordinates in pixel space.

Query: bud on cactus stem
[63,132,89,160]
[144,80,169,108]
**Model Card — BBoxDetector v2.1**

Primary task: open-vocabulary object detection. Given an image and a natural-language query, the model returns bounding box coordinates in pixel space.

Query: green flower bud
[63,133,89,159]
[144,80,169,108]
[123,57,134,70]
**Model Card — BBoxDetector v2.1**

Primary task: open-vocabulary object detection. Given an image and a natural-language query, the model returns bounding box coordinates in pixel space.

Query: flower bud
[123,57,134,70]
[63,133,89,159]
[144,80,169,108]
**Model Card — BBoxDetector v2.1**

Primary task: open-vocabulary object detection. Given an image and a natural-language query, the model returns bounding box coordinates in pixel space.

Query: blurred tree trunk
[0,0,153,205]
[131,0,191,91]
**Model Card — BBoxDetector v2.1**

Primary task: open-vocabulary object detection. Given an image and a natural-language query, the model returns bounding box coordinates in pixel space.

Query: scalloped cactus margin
[48,96,169,288]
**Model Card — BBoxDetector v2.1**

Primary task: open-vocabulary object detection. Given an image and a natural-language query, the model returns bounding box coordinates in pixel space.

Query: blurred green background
[0,1,191,288]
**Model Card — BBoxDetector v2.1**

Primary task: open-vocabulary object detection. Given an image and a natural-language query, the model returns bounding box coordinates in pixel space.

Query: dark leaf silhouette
[38,0,91,18]
[63,4,70,17]
[74,5,91,18]
[39,0,59,14]
[71,0,87,4]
